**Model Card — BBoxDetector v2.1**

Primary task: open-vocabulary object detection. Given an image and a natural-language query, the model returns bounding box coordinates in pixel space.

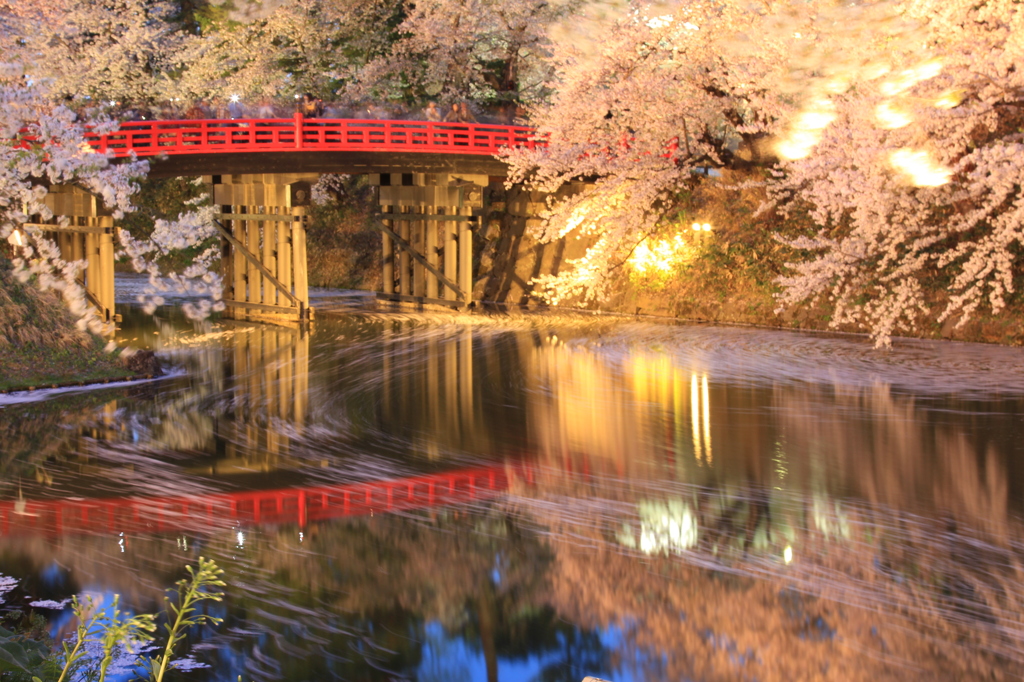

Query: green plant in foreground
[0,624,49,677]
[53,594,156,682]
[0,557,224,682]
[145,557,225,682]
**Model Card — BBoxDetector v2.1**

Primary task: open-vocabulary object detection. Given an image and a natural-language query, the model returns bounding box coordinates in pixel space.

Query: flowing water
[4,285,1024,682]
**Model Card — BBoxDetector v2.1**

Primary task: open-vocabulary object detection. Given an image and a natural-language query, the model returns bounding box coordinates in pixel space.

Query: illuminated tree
[0,66,223,335]
[502,0,800,303]
[771,0,1024,345]
[508,0,1024,345]
[351,0,577,105]
[2,0,184,105]
[168,0,410,102]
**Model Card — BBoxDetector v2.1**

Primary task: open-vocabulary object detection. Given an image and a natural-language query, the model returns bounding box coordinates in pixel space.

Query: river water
[3,288,1024,682]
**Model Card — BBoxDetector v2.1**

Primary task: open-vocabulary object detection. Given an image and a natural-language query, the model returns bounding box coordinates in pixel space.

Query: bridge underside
[145,151,510,179]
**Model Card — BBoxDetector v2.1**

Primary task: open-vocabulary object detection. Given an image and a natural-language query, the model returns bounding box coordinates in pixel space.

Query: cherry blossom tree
[168,0,408,102]
[2,0,184,106]
[771,0,1024,345]
[0,64,223,339]
[507,0,1024,346]
[502,0,801,303]
[351,0,578,106]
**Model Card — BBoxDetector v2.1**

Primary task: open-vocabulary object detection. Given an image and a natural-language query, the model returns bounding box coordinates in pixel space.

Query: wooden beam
[382,225,394,295]
[263,220,277,306]
[291,208,308,307]
[381,213,472,221]
[24,223,113,234]
[426,209,438,299]
[376,222,464,299]
[230,208,246,319]
[459,215,473,306]
[99,225,115,319]
[215,213,300,222]
[399,218,410,295]
[213,219,306,316]
[444,220,457,302]
[76,278,106,313]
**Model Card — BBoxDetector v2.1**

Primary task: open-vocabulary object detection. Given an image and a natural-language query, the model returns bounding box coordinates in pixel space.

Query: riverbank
[0,265,145,392]
[0,346,141,393]
[477,174,1024,348]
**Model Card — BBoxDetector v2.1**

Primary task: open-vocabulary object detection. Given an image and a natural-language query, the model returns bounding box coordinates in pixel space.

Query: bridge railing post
[294,112,304,150]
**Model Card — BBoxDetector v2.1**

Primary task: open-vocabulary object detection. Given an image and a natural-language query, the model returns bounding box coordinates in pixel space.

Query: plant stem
[56,612,94,682]
[54,636,82,682]
[153,582,197,682]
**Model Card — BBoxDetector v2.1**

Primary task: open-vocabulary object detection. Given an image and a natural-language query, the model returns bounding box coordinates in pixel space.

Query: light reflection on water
[2,304,1024,680]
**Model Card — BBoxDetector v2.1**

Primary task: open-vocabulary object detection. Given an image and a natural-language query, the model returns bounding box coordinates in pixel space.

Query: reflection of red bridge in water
[0,464,535,539]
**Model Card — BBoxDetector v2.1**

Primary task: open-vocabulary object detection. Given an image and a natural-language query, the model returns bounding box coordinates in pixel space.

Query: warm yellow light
[701,223,711,232]
[913,59,944,81]
[776,130,820,161]
[784,545,793,564]
[862,61,891,81]
[777,99,836,161]
[880,59,944,97]
[629,234,692,275]
[691,373,701,464]
[875,101,912,129]
[8,229,23,247]
[889,148,951,187]
[566,208,589,233]
[701,374,712,465]
[692,222,701,231]
[796,110,836,130]
[934,89,965,109]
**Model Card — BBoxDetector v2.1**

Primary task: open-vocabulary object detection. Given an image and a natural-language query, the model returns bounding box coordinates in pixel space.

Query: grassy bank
[0,263,131,392]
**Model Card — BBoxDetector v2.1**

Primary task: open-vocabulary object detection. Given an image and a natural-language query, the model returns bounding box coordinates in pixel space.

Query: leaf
[0,629,49,675]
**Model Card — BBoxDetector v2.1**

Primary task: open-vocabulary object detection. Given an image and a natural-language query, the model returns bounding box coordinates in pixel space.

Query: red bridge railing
[0,463,536,538]
[85,115,542,159]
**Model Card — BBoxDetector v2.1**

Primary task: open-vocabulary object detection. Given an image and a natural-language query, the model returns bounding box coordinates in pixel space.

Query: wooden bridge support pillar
[372,173,485,308]
[210,174,315,323]
[40,186,117,323]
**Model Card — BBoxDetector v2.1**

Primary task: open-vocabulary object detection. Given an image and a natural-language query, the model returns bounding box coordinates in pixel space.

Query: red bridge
[85,115,542,177]
[0,463,535,539]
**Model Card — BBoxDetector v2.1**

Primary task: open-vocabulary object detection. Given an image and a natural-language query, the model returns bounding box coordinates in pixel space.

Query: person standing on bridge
[185,99,209,119]
[457,102,477,123]
[211,97,229,119]
[443,103,460,122]
[423,102,441,121]
[299,93,323,118]
[256,96,276,119]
